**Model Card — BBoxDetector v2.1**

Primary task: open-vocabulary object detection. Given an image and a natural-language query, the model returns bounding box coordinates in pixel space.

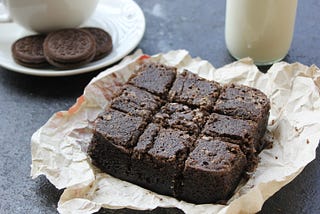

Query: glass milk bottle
[225,0,298,65]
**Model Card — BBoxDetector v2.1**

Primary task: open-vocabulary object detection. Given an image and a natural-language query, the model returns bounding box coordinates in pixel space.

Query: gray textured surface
[0,0,319,213]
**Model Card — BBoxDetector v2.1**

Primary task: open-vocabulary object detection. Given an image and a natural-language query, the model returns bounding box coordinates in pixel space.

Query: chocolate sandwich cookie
[11,35,48,68]
[82,27,113,61]
[43,29,96,69]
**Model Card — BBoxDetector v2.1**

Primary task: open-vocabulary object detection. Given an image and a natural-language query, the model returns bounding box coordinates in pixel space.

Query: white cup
[0,0,99,33]
[225,0,298,65]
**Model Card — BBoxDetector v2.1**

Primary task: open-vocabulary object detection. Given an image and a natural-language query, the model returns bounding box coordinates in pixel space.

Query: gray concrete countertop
[0,0,319,213]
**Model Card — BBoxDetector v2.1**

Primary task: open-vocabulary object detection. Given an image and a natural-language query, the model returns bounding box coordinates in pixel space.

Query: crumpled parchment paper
[31,50,320,214]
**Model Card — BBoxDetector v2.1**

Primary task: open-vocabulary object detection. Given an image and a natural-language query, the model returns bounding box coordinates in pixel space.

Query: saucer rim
[0,0,146,77]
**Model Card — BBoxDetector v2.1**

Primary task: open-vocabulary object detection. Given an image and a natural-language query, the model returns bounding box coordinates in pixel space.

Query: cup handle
[0,0,12,22]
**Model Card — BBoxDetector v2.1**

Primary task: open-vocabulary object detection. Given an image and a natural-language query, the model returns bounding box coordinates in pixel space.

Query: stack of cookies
[11,28,113,69]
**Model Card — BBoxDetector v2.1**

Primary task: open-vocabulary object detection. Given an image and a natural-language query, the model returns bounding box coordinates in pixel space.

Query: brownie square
[110,85,162,120]
[168,70,221,111]
[88,109,147,180]
[132,123,161,157]
[154,102,208,135]
[131,128,195,197]
[96,109,147,147]
[88,127,132,180]
[202,113,259,151]
[128,63,177,98]
[202,113,260,171]
[179,137,246,203]
[214,83,270,140]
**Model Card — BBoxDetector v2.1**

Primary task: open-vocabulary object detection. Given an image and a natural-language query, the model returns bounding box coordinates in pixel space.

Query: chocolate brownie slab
[169,70,221,111]
[88,63,272,204]
[214,83,270,142]
[154,103,208,135]
[88,109,147,180]
[128,63,177,98]
[179,137,246,203]
[111,85,162,120]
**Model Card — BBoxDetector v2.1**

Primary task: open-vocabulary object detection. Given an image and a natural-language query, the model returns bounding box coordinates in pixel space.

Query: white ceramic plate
[0,0,145,76]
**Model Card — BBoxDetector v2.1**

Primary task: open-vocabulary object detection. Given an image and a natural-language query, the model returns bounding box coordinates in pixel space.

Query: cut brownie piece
[168,70,221,111]
[88,109,147,180]
[154,103,208,135]
[202,113,260,171]
[128,63,177,98]
[111,85,162,120]
[95,109,147,147]
[214,83,270,143]
[131,128,196,197]
[179,137,246,204]
[89,128,132,180]
[132,123,161,159]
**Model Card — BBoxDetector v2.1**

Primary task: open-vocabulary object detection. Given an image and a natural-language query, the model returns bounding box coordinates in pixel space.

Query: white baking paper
[31,50,320,214]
